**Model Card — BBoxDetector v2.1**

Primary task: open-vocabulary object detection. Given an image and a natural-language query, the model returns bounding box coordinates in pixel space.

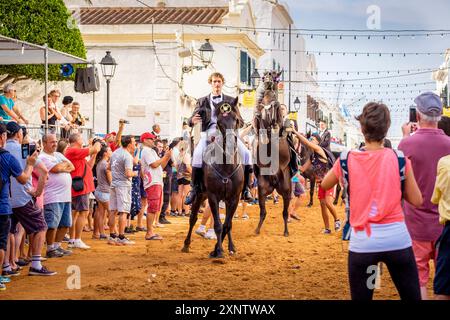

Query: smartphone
[21,143,37,159]
[409,107,417,123]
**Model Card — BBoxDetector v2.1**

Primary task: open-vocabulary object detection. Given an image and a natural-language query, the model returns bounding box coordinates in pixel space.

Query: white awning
[0,34,89,65]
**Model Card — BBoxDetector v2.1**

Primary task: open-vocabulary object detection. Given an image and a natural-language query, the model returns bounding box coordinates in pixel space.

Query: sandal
[291,215,301,221]
[145,234,163,240]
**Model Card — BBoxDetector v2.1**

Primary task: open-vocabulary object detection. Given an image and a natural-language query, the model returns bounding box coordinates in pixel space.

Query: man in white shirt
[39,134,74,258]
[108,135,137,246]
[140,132,171,240]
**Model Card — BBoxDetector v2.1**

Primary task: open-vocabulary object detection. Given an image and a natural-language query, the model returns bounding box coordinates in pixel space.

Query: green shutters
[240,51,248,84]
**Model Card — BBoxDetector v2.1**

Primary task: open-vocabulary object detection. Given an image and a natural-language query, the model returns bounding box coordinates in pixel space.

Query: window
[240,50,255,86]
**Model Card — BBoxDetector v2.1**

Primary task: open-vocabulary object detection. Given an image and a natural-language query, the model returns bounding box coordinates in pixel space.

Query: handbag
[72,162,87,192]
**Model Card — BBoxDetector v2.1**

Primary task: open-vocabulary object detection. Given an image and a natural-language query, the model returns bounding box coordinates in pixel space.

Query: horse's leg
[223,196,239,255]
[255,183,273,235]
[281,192,290,237]
[334,183,341,206]
[181,194,204,253]
[208,197,224,259]
[308,176,315,207]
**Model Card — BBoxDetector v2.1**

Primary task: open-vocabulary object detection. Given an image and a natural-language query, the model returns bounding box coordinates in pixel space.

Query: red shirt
[109,141,120,152]
[65,147,95,197]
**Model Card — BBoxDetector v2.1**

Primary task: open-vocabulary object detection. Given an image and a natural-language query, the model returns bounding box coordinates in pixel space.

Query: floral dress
[130,162,142,218]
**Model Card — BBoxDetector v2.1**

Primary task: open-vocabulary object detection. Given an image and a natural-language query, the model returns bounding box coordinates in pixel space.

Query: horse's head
[262,70,282,91]
[255,90,283,141]
[214,97,242,138]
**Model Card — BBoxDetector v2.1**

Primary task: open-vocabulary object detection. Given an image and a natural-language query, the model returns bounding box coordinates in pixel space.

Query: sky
[285,0,450,138]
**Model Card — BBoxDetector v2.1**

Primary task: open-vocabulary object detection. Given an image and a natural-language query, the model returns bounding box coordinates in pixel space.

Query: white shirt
[209,93,223,128]
[38,151,73,205]
[141,146,163,188]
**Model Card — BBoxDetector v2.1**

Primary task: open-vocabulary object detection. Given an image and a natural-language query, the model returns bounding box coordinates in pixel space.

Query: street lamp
[100,51,117,133]
[293,97,301,111]
[182,39,215,73]
[251,69,261,89]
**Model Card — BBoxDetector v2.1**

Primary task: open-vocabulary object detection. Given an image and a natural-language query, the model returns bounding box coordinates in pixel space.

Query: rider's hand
[192,113,202,125]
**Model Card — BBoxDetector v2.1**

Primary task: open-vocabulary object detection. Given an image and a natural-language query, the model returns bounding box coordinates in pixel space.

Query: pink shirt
[333,148,411,237]
[399,128,450,241]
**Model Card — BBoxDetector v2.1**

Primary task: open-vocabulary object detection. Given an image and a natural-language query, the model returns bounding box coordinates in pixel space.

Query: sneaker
[99,234,108,240]
[322,229,332,234]
[67,241,76,249]
[72,239,91,249]
[16,258,30,267]
[2,269,20,277]
[204,229,217,240]
[56,247,73,256]
[169,211,177,217]
[124,226,133,234]
[46,249,64,258]
[242,213,250,220]
[0,276,11,283]
[0,283,5,291]
[29,266,57,276]
[108,236,118,245]
[195,227,206,237]
[334,220,342,231]
[117,237,135,245]
[62,234,70,242]
[159,217,171,224]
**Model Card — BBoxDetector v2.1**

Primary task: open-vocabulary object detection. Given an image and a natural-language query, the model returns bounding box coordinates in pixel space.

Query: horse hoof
[209,251,224,259]
[307,204,313,208]
[181,246,190,253]
[284,232,289,237]
[229,250,236,256]
[255,229,260,235]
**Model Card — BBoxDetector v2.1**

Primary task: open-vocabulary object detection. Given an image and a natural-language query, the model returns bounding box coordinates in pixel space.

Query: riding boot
[184,167,203,205]
[241,165,254,202]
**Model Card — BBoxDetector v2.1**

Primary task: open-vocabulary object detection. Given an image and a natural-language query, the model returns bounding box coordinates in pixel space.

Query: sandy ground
[1,198,433,300]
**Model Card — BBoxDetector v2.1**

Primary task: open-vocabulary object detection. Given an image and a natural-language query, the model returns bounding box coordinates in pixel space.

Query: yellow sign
[242,90,256,109]
[444,107,450,117]
[288,112,298,120]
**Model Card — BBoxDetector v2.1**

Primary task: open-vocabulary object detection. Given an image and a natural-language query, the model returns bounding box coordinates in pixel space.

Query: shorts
[171,174,179,193]
[110,186,132,213]
[72,194,90,212]
[10,214,18,234]
[318,185,335,200]
[12,200,47,235]
[291,181,305,198]
[44,202,72,229]
[0,215,11,251]
[412,239,437,287]
[94,190,110,203]
[146,185,163,213]
[435,223,450,295]
[177,178,191,186]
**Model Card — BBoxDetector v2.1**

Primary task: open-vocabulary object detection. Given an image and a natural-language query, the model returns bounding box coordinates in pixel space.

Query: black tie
[212,95,221,99]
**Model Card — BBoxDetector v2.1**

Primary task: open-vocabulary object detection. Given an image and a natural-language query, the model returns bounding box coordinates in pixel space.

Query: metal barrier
[24,124,93,142]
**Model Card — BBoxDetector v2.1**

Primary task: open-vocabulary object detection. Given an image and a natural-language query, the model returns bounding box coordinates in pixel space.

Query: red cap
[140,132,156,141]
[105,132,117,140]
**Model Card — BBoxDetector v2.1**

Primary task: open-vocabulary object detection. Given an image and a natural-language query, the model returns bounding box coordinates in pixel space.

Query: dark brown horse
[182,98,244,258]
[253,71,292,237]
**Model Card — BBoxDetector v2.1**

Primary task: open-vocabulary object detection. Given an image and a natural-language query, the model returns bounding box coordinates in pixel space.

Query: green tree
[0,0,86,86]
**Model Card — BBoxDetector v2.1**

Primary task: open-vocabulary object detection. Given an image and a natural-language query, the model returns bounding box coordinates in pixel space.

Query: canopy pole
[92,61,96,138]
[44,44,48,135]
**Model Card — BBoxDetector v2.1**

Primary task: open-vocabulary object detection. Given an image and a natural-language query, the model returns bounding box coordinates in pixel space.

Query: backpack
[341,149,406,241]
[0,148,9,194]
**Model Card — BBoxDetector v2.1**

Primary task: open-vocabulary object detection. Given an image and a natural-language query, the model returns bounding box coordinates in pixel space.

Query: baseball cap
[414,92,443,117]
[6,121,23,135]
[104,132,117,140]
[140,132,156,141]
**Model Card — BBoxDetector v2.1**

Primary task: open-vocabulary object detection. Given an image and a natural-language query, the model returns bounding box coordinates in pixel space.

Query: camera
[119,120,130,124]
[409,106,417,123]
[21,143,38,159]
